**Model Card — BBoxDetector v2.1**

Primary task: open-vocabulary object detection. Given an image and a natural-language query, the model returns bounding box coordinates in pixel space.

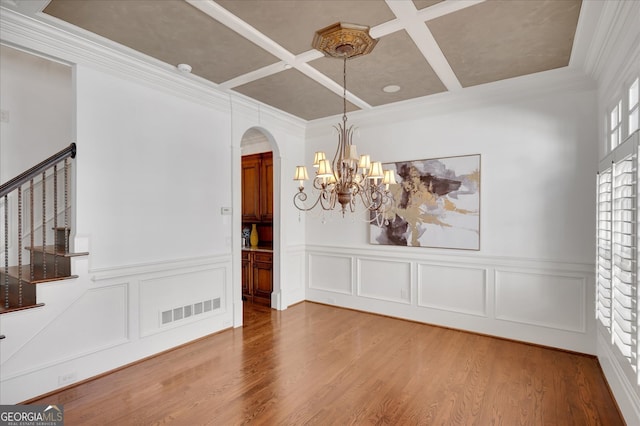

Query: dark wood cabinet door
[260,153,273,222]
[241,251,251,301]
[252,252,272,306]
[241,154,261,222]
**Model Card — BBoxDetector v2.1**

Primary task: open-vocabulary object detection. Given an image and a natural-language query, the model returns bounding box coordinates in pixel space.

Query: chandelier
[293,22,396,222]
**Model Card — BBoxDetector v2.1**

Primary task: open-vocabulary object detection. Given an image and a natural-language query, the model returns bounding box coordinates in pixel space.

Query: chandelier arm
[312,178,325,191]
[293,191,323,211]
[318,188,336,211]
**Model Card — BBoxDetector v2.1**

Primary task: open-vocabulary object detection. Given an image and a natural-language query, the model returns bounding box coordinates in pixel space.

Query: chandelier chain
[343,57,347,123]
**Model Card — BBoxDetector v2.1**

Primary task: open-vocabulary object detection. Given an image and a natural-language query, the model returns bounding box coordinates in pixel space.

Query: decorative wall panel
[139,266,227,336]
[306,245,594,353]
[358,258,411,303]
[308,254,352,294]
[1,283,129,376]
[418,263,487,316]
[495,269,586,332]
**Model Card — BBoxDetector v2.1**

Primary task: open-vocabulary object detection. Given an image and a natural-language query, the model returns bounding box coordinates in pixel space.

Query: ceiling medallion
[311,22,378,59]
[294,23,396,223]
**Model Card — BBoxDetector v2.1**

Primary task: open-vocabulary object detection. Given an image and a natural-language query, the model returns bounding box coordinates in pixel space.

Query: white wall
[74,65,232,268]
[0,9,307,403]
[0,45,72,183]
[304,73,598,355]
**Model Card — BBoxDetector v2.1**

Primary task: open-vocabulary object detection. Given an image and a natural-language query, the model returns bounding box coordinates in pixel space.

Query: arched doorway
[239,127,281,312]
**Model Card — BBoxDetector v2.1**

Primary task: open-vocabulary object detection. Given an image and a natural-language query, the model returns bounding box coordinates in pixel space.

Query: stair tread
[24,245,89,257]
[0,303,45,314]
[1,265,79,284]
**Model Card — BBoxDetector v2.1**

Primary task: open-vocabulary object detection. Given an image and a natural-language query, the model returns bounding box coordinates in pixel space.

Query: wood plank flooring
[28,302,624,425]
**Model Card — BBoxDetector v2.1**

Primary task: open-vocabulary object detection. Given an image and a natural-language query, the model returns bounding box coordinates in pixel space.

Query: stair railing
[1,143,76,311]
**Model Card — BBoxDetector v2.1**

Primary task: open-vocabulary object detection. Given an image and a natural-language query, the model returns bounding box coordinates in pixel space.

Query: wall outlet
[0,110,9,123]
[58,371,77,386]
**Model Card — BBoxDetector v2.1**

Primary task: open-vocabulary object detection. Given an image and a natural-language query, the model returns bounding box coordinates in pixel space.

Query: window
[610,101,623,150]
[608,77,639,154]
[630,77,639,136]
[597,133,640,385]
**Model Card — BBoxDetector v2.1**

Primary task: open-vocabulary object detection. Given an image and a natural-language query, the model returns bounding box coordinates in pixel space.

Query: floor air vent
[161,297,221,325]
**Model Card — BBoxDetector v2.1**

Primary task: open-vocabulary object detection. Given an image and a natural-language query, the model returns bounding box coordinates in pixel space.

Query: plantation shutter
[597,131,640,384]
[611,154,637,363]
[597,168,612,328]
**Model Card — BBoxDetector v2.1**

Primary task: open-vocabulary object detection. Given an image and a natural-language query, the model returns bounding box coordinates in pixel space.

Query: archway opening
[239,127,281,311]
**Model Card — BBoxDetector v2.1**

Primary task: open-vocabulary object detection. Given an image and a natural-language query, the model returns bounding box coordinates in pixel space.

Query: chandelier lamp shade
[293,22,396,220]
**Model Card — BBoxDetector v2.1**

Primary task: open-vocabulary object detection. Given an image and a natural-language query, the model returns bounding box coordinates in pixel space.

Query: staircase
[1,143,86,314]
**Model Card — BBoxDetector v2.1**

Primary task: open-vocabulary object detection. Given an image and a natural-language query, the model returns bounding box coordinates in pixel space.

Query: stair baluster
[30,179,34,282]
[41,170,46,280]
[3,194,8,309]
[53,164,58,277]
[64,158,69,255]
[0,143,83,313]
[17,187,23,306]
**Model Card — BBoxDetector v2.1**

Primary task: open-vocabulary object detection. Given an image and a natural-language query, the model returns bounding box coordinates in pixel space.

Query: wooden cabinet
[241,251,251,297]
[260,154,273,222]
[241,155,261,222]
[241,152,273,223]
[242,250,272,306]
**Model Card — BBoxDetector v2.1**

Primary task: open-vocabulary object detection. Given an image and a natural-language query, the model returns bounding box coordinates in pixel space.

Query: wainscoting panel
[308,253,352,294]
[417,263,487,317]
[1,253,234,404]
[0,283,129,379]
[495,269,586,332]
[357,258,411,303]
[139,266,227,337]
[305,245,595,354]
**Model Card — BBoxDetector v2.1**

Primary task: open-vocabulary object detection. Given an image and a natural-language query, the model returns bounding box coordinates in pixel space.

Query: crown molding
[569,0,604,70]
[583,0,640,82]
[0,7,232,113]
[0,5,306,134]
[229,92,306,137]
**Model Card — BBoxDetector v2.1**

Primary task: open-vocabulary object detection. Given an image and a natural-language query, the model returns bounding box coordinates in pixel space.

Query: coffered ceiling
[3,0,583,121]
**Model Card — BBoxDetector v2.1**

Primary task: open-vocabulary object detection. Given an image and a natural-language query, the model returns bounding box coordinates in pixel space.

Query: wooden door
[260,153,273,222]
[241,250,252,301]
[252,251,272,306]
[241,154,261,222]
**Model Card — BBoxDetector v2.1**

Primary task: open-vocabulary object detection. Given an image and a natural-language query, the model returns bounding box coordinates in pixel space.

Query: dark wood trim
[0,143,76,197]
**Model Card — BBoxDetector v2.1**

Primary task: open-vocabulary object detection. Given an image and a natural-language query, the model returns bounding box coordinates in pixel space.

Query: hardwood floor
[29,302,624,425]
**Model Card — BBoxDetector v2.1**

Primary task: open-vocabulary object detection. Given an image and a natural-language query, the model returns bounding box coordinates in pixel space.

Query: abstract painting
[370,154,480,250]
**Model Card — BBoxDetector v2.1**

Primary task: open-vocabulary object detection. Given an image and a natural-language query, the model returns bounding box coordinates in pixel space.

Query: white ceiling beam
[384,0,468,92]
[417,0,487,21]
[218,61,292,90]
[188,0,370,109]
[185,0,295,63]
